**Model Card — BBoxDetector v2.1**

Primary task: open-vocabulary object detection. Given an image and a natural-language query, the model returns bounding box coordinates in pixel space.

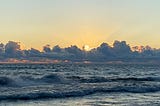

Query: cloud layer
[0,40,160,62]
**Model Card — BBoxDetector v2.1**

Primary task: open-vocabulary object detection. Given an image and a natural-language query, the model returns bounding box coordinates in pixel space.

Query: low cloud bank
[0,41,160,62]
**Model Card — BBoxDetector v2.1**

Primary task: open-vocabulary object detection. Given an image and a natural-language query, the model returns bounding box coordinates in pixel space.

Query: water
[0,63,160,106]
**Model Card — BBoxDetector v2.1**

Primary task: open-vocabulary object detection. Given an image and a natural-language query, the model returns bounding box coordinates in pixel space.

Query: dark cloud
[28,48,41,56]
[0,40,160,62]
[64,45,85,60]
[52,45,62,53]
[5,41,23,58]
[97,43,114,57]
[43,45,51,53]
[0,43,4,54]
[112,40,132,57]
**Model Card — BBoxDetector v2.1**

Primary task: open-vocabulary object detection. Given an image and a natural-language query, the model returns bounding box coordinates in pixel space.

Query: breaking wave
[0,84,160,101]
[0,74,160,87]
[0,73,160,101]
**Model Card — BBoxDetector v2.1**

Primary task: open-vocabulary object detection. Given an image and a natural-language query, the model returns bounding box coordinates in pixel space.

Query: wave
[0,84,160,101]
[0,74,160,87]
[67,76,160,83]
[0,74,71,87]
[0,77,15,86]
[39,74,70,84]
[0,74,160,101]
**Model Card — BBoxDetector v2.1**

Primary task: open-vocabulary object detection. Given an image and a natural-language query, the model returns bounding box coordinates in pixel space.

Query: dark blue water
[0,63,160,106]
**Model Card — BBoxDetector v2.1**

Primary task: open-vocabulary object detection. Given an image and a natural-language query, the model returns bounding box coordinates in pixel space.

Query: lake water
[0,63,160,106]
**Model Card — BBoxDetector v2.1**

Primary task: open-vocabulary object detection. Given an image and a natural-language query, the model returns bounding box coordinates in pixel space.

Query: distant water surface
[0,63,160,106]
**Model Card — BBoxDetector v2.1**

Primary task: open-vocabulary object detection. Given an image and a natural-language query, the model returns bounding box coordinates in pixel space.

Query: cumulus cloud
[43,45,51,53]
[28,48,41,56]
[52,45,62,53]
[96,43,114,57]
[5,41,22,57]
[0,43,4,54]
[0,40,160,62]
[64,45,85,59]
[112,40,132,57]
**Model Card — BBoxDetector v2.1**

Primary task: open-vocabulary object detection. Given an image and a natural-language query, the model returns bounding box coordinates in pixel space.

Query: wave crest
[40,74,70,84]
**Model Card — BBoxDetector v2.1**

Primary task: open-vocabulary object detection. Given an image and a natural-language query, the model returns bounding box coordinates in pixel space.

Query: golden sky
[0,0,160,50]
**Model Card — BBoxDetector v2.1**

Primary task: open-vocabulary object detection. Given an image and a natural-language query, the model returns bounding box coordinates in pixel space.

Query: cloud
[52,45,62,53]
[28,48,41,56]
[112,40,132,57]
[0,43,4,54]
[0,40,160,62]
[64,45,85,59]
[97,43,114,57]
[5,41,23,57]
[43,45,51,53]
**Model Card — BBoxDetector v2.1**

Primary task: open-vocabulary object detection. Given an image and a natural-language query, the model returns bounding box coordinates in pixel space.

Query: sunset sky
[0,0,160,50]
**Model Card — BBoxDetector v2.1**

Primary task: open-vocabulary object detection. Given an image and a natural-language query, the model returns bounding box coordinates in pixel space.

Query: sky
[0,0,160,50]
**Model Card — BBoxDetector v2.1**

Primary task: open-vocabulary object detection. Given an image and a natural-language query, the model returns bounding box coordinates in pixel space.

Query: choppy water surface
[0,63,160,106]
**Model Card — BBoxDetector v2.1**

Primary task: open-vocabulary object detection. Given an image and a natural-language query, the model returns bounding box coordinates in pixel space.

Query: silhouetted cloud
[97,43,114,57]
[43,45,51,53]
[52,45,62,53]
[28,48,41,56]
[0,40,160,62]
[0,43,4,54]
[64,45,85,59]
[112,40,131,57]
[5,41,23,57]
